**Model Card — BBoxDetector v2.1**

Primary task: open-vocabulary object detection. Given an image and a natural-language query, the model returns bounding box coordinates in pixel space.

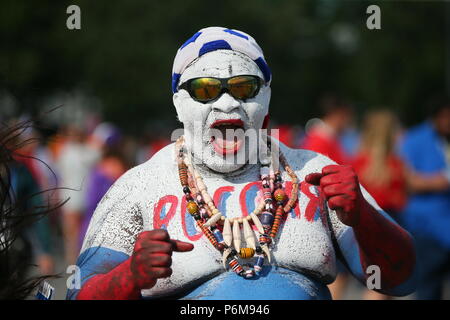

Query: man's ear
[173,92,184,123]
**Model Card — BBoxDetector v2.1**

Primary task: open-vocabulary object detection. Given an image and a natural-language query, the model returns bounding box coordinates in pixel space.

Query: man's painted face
[173,50,271,173]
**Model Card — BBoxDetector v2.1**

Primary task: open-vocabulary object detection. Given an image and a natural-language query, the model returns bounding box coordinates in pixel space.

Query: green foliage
[1,0,447,133]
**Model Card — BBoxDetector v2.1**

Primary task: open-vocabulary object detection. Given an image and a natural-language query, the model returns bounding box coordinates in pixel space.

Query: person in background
[352,109,408,300]
[301,93,353,165]
[301,93,354,299]
[8,121,56,275]
[79,131,128,248]
[9,161,54,276]
[353,110,407,220]
[399,96,450,300]
[136,129,171,165]
[57,122,118,265]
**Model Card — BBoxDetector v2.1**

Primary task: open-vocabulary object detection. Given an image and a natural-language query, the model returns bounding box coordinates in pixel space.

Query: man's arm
[76,230,193,300]
[66,167,142,300]
[306,165,416,295]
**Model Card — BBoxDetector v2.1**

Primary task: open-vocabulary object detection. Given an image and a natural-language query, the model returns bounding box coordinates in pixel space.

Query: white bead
[243,219,256,249]
[250,213,265,234]
[203,213,222,227]
[232,219,241,252]
[223,219,232,246]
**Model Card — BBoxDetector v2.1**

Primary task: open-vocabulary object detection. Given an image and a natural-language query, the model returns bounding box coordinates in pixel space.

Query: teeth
[261,244,271,263]
[222,248,232,269]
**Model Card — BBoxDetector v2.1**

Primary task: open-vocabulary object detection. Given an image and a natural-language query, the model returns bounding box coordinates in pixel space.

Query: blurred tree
[1,0,447,133]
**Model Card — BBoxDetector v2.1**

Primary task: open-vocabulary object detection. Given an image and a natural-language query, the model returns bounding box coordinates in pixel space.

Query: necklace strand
[175,136,299,278]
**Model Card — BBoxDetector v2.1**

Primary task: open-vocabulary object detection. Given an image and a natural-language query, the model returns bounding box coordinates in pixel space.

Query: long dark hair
[0,118,65,299]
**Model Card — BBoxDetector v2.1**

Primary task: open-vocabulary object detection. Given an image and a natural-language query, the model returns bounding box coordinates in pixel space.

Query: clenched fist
[305,164,363,227]
[130,229,194,289]
[76,229,193,299]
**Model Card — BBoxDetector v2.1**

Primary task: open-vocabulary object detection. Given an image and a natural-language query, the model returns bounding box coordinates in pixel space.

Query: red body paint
[301,182,320,222]
[153,195,178,229]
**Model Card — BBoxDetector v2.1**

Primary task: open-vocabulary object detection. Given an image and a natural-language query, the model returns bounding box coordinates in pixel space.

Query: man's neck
[191,155,258,179]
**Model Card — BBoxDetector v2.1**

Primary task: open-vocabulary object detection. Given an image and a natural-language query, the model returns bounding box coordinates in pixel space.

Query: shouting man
[67,27,416,300]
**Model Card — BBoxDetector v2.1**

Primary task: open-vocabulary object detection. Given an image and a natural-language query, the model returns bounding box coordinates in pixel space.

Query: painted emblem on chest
[153,180,326,242]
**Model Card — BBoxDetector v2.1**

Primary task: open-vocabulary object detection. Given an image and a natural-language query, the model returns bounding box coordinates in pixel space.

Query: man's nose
[211,93,241,113]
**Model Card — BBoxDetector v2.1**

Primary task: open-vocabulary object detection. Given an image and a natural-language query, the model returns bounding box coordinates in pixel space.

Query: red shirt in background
[301,125,349,165]
[352,152,407,213]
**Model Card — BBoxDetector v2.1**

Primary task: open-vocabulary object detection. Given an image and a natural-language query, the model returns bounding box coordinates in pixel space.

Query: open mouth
[210,119,245,155]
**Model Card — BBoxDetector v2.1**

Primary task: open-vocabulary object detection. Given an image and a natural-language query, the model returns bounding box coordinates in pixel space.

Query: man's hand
[76,229,193,300]
[306,164,416,291]
[131,229,194,289]
[305,164,363,227]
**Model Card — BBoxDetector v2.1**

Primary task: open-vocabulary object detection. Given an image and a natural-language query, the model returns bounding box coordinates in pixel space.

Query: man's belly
[179,267,331,300]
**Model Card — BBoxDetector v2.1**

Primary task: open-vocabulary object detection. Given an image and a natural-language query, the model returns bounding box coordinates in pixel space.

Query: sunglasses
[178,75,265,103]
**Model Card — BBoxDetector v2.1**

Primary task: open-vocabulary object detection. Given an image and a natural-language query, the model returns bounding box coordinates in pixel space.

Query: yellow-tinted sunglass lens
[190,78,221,101]
[228,76,259,99]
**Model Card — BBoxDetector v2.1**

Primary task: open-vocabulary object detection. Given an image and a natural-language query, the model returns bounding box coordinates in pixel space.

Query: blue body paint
[181,267,331,300]
[66,247,129,300]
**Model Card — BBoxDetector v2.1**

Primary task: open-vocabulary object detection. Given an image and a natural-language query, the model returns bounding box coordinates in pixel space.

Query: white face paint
[173,50,271,173]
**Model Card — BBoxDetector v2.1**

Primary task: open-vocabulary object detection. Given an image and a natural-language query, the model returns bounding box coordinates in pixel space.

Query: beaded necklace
[175,136,299,279]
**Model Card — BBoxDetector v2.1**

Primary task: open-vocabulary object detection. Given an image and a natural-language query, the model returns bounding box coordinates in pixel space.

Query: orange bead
[187,201,199,215]
[274,189,286,202]
[239,248,255,259]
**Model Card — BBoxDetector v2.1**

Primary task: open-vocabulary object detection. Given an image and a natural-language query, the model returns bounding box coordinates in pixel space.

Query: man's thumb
[305,172,322,186]
[171,239,194,252]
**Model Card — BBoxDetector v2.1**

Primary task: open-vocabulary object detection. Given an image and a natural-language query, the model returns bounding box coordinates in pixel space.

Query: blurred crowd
[288,94,450,300]
[3,116,171,276]
[3,93,449,300]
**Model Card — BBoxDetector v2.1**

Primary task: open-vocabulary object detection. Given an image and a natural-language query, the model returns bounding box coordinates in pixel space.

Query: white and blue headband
[171,26,272,93]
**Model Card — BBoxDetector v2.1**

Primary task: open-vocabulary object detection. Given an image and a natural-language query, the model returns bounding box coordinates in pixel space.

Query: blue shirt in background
[399,121,450,248]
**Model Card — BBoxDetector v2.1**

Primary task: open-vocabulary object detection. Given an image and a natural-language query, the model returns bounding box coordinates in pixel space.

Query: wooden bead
[178,163,188,186]
[259,234,271,245]
[187,201,199,215]
[239,247,255,259]
[274,189,286,202]
[269,205,284,238]
[198,221,218,247]
[229,258,243,275]
[175,137,301,275]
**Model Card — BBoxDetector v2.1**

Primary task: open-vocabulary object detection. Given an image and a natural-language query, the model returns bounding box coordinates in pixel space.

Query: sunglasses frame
[177,75,265,103]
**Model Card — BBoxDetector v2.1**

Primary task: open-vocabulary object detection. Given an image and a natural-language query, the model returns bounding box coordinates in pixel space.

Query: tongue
[211,126,243,155]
